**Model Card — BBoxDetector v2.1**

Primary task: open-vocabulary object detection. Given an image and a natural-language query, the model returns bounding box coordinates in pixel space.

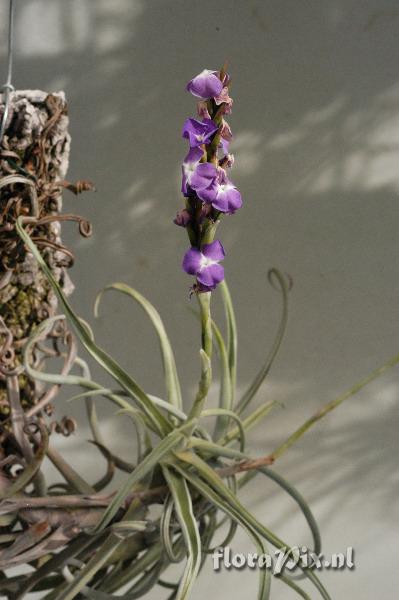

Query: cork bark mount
[0,90,92,418]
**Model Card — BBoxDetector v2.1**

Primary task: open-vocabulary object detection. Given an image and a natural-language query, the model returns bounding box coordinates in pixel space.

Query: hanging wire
[0,0,15,145]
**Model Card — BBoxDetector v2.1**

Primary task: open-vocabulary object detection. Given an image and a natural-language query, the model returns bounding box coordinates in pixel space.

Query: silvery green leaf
[16,217,171,438]
[162,466,201,600]
[219,280,238,402]
[236,269,289,415]
[95,283,182,410]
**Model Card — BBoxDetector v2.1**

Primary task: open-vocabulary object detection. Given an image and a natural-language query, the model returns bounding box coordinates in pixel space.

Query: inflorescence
[175,67,242,293]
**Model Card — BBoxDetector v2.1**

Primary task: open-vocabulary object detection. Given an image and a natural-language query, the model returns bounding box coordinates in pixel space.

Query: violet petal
[212,184,242,214]
[182,247,203,275]
[196,181,218,203]
[197,263,225,288]
[190,162,218,192]
[181,147,204,194]
[182,118,218,148]
[202,240,225,261]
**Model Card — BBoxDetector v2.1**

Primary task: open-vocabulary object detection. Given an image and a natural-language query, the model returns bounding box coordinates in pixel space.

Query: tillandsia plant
[0,66,398,600]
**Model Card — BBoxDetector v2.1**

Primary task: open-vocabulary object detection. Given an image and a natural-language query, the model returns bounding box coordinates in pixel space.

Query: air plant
[0,66,397,600]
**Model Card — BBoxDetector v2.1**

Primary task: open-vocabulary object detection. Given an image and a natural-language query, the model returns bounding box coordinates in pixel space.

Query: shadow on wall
[0,0,398,525]
[247,370,399,527]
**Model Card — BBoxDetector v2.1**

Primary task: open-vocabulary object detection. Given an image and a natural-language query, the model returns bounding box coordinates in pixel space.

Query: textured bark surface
[0,90,73,416]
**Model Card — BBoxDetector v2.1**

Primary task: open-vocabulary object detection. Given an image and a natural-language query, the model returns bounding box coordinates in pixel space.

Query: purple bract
[174,208,192,227]
[220,119,232,141]
[219,137,230,156]
[197,101,211,120]
[215,87,233,114]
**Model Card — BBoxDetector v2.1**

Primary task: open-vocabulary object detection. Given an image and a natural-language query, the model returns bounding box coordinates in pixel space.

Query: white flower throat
[200,255,217,269]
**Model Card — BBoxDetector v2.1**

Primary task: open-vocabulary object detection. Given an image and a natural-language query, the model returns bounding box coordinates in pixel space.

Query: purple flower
[182,240,225,289]
[182,118,218,148]
[190,162,218,195]
[210,178,242,213]
[181,147,204,195]
[186,69,223,100]
[190,164,242,214]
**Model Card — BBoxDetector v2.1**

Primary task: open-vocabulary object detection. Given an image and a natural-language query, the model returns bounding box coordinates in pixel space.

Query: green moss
[0,279,52,415]
[0,281,51,340]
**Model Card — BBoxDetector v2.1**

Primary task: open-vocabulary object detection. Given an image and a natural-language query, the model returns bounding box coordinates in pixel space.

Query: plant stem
[197,291,212,360]
[187,292,213,425]
[201,216,220,245]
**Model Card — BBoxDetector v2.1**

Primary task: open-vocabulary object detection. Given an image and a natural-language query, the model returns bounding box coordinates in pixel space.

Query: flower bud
[174,208,192,227]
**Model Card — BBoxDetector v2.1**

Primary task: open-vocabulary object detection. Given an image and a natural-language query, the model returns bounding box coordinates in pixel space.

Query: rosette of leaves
[1,204,331,600]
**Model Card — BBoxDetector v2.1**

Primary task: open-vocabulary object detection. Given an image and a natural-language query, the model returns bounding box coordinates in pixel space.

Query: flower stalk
[197,290,213,360]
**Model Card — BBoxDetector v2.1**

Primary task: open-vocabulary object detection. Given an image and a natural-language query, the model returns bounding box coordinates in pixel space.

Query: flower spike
[177,66,242,292]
